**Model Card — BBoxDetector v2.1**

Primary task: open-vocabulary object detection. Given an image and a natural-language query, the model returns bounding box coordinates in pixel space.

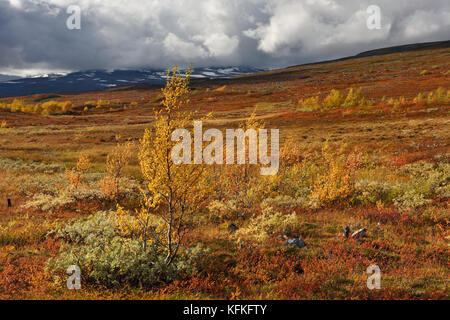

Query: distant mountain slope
[0,74,21,83]
[355,40,450,57]
[283,40,450,69]
[0,67,263,98]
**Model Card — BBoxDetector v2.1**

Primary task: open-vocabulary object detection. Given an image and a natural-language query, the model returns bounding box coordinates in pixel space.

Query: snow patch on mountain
[0,67,264,97]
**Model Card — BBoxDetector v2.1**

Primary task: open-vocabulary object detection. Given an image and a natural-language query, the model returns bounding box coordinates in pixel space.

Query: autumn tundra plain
[0,46,449,299]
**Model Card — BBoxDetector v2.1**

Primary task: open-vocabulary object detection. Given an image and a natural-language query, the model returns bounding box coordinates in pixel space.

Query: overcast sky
[1,0,449,76]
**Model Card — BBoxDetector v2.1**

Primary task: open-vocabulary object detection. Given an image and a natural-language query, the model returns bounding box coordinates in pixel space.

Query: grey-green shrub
[400,161,449,197]
[261,195,308,211]
[391,161,449,212]
[393,189,432,213]
[47,211,205,288]
[353,179,393,205]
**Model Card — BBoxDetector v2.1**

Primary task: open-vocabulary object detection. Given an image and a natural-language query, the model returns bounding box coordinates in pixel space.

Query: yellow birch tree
[139,66,209,265]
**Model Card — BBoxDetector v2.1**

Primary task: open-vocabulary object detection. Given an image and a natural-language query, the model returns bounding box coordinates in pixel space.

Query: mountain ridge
[0,67,263,98]
[1,40,448,98]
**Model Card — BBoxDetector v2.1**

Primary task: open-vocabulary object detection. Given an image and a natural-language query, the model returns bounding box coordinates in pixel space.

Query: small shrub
[48,211,205,288]
[343,88,363,107]
[66,154,92,190]
[309,143,362,208]
[22,188,106,212]
[298,96,321,112]
[236,207,300,242]
[96,99,111,109]
[40,101,74,115]
[393,189,432,213]
[353,179,393,205]
[427,87,448,104]
[413,92,426,105]
[0,158,64,173]
[101,140,133,200]
[280,137,304,167]
[323,89,345,109]
[261,195,307,212]
[208,199,237,222]
[0,99,74,115]
[387,161,449,212]
[297,88,364,112]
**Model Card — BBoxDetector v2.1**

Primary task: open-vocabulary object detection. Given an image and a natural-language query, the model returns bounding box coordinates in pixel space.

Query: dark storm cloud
[0,0,449,76]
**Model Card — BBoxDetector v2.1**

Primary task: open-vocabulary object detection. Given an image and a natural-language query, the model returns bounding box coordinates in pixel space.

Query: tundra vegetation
[0,47,448,299]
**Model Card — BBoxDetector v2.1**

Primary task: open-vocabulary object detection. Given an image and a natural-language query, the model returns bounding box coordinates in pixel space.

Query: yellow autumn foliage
[139,66,211,264]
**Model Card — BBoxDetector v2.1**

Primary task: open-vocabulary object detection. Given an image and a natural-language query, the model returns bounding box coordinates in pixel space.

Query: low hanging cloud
[0,0,449,76]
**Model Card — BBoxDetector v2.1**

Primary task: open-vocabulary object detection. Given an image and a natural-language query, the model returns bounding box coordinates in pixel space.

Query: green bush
[48,211,205,288]
[384,161,449,212]
[236,207,300,242]
[393,189,432,213]
[400,161,449,197]
[353,179,393,205]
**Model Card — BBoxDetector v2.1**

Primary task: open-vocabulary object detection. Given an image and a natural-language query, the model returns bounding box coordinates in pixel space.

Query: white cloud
[163,33,207,60]
[195,33,240,57]
[7,0,23,8]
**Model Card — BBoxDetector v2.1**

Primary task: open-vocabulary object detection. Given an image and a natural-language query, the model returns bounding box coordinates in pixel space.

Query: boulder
[284,238,306,248]
[343,226,351,238]
[351,228,368,239]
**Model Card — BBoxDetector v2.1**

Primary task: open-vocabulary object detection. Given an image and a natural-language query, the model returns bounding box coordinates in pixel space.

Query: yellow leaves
[139,65,207,209]
[298,87,365,112]
[241,107,265,131]
[114,204,131,237]
[106,140,133,177]
[40,100,74,115]
[323,89,345,109]
[309,142,362,208]
[215,85,227,92]
[66,153,91,190]
[376,199,385,211]
[160,65,193,114]
[298,96,321,112]
[280,137,302,167]
[343,87,363,107]
[139,65,209,263]
[99,176,118,200]
[413,92,426,105]
[230,287,241,300]
[95,99,111,109]
[101,140,134,200]
[65,169,80,189]
[76,153,92,172]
